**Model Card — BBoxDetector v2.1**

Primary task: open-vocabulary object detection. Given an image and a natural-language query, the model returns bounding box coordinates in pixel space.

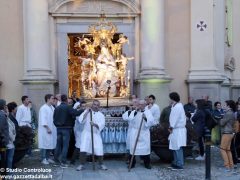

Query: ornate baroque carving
[49,0,140,15]
[224,57,235,71]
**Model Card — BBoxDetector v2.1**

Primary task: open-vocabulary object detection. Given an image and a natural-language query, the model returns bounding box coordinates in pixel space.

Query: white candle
[81,72,84,82]
[127,70,130,79]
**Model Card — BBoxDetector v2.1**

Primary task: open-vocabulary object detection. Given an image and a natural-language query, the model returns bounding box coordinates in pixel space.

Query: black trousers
[128,154,150,167]
[67,130,75,159]
[231,133,240,164]
[0,150,6,176]
[71,147,80,164]
[198,136,205,156]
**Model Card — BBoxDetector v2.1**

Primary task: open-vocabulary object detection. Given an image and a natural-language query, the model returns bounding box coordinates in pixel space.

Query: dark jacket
[212,108,224,122]
[205,100,213,111]
[53,102,83,128]
[160,105,171,124]
[192,109,206,137]
[184,103,196,114]
[0,110,9,147]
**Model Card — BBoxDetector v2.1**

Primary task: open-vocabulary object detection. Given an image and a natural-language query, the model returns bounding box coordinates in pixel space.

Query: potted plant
[151,117,197,162]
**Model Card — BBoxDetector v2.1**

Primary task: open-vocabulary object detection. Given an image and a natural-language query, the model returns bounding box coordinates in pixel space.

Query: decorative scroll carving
[225,57,235,71]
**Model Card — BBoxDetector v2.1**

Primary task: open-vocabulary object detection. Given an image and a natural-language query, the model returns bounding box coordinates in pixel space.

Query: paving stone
[14,147,240,180]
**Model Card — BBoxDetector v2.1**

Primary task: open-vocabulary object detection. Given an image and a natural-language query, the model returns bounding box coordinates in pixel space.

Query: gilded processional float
[68,15,134,153]
[68,16,133,99]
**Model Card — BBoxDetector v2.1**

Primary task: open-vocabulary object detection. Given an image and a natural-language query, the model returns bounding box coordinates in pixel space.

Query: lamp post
[106,80,111,108]
[205,128,211,180]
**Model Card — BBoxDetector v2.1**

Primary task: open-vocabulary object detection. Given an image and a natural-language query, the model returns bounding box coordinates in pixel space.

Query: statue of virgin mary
[95,43,118,97]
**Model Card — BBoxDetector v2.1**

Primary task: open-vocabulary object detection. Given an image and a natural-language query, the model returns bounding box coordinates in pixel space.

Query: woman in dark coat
[192,99,206,160]
[7,102,19,131]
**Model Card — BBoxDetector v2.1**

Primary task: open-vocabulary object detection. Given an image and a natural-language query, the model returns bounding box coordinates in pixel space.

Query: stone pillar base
[187,80,224,103]
[20,79,57,112]
[137,78,171,109]
[231,85,240,101]
[187,69,226,102]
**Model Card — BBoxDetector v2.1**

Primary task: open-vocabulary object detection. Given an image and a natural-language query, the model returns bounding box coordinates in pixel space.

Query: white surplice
[145,103,161,125]
[168,102,187,150]
[122,110,136,150]
[16,104,31,127]
[73,101,83,148]
[128,109,155,155]
[38,104,57,149]
[77,110,105,156]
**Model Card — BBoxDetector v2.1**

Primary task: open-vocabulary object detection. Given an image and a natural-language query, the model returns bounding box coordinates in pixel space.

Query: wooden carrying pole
[90,109,95,170]
[128,114,145,172]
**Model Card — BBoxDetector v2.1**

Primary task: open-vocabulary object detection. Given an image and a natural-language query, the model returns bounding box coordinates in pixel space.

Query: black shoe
[53,159,61,167]
[60,163,69,168]
[167,164,178,169]
[171,166,183,170]
[70,161,75,165]
[145,165,152,169]
[53,162,60,167]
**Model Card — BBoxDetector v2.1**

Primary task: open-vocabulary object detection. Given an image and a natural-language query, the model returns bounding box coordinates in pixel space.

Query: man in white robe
[168,92,186,170]
[122,98,139,164]
[145,94,161,125]
[128,100,155,169]
[77,100,107,170]
[38,94,57,165]
[16,96,31,127]
[122,98,139,151]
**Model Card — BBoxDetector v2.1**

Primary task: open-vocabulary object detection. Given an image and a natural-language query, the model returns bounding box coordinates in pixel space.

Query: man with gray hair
[77,100,107,170]
[128,99,155,169]
[122,98,139,163]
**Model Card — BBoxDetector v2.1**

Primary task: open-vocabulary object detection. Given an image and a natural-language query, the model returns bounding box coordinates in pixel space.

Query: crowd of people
[0,92,240,175]
[184,95,240,172]
[0,96,37,172]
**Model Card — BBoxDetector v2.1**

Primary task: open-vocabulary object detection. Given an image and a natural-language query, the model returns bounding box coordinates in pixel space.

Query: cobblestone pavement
[14,146,240,180]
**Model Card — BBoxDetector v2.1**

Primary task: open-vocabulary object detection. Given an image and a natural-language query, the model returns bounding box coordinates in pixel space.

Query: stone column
[138,0,170,108]
[23,0,53,79]
[231,0,240,99]
[187,0,225,102]
[21,0,56,112]
[139,0,167,78]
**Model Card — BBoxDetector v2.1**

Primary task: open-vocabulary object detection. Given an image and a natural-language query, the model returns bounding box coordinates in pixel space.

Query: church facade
[0,0,240,109]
